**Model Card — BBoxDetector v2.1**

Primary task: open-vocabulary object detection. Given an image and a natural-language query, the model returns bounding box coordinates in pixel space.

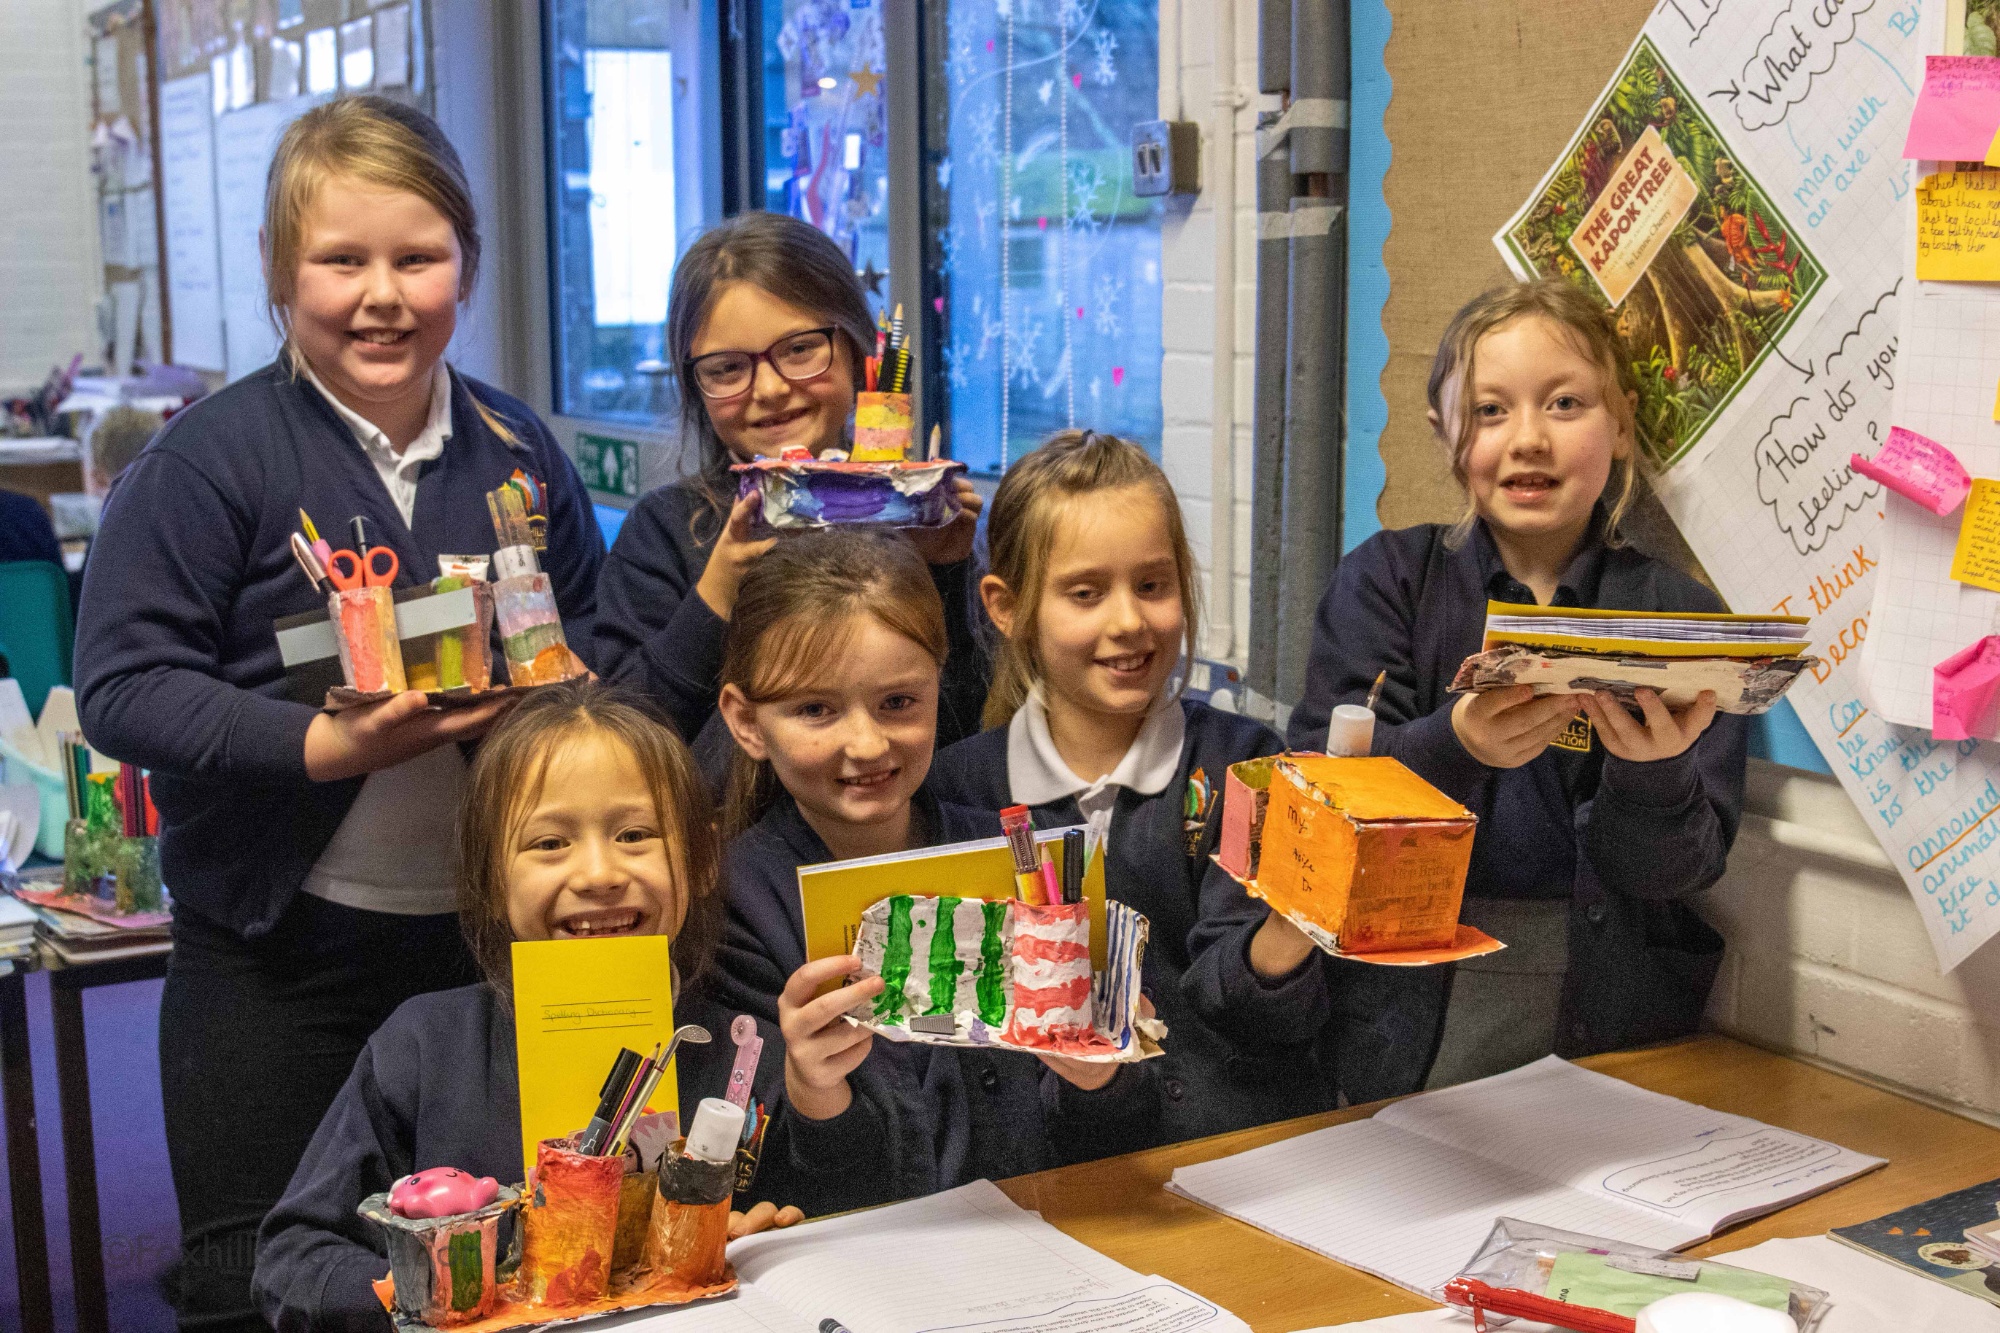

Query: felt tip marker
[819,1321,854,1333]
[1061,827,1085,904]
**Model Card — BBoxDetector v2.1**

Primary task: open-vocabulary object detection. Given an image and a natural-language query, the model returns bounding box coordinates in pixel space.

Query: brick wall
[1157,0,1260,663]
[1703,758,2000,1123]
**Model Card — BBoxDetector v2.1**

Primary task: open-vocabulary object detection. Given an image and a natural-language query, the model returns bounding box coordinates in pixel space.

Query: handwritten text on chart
[1916,171,2000,281]
[1708,0,1874,132]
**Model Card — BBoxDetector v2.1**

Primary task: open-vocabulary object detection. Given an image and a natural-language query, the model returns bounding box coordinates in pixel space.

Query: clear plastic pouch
[1441,1218,1833,1332]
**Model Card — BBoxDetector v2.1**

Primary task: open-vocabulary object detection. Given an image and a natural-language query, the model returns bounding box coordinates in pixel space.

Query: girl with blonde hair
[928,430,1323,1147]
[75,96,601,1330]
[1280,278,1746,1102]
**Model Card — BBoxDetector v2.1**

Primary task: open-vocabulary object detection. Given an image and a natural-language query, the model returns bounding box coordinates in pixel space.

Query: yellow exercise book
[511,935,680,1181]
[1451,601,1820,716]
[799,827,1109,972]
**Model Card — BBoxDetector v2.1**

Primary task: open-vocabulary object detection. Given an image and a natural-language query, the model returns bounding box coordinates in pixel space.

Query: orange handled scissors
[326,546,399,590]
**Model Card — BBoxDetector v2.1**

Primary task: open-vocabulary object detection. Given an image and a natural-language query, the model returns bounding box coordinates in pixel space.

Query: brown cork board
[1375,0,1706,576]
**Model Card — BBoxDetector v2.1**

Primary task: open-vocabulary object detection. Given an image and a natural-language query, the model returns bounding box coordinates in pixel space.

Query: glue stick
[1325,703,1376,757]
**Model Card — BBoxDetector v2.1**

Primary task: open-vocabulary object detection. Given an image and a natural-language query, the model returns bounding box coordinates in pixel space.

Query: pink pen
[725,1014,763,1109]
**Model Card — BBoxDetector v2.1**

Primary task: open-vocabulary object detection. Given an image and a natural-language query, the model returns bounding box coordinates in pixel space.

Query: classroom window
[761,0,892,307]
[922,0,1164,473]
[545,0,717,422]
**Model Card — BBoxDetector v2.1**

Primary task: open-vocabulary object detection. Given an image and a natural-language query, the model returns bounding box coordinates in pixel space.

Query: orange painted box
[1255,755,1477,953]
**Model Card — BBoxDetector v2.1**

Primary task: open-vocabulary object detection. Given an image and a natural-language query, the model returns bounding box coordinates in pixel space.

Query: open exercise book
[1166,1056,1884,1300]
[615,1180,1249,1333]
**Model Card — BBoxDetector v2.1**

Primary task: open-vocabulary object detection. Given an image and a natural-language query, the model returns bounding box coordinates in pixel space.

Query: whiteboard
[158,71,225,371]
[213,94,328,382]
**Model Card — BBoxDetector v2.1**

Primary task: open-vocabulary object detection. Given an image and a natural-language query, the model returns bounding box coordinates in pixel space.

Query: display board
[88,1,166,374]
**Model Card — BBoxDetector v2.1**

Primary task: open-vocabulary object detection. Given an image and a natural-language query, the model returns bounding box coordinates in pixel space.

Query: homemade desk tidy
[279,475,583,712]
[800,823,1162,1062]
[9,731,170,927]
[363,936,750,1331]
[1215,754,1502,966]
[732,304,968,533]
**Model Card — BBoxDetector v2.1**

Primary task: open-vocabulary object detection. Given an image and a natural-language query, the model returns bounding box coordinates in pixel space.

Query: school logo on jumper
[1184,767,1213,855]
[1551,714,1594,754]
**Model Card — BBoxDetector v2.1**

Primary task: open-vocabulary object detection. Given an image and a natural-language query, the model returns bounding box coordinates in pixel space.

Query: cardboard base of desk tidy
[371,1269,735,1333]
[324,676,584,713]
[1214,753,1504,966]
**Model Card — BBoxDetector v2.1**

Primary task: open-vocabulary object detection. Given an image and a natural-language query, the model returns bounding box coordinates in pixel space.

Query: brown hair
[1427,278,1641,548]
[980,429,1201,729]
[262,96,519,442]
[665,213,876,526]
[457,681,723,995]
[720,528,947,836]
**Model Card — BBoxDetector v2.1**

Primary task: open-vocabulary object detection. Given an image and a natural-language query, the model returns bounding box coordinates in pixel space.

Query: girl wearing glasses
[594,212,987,768]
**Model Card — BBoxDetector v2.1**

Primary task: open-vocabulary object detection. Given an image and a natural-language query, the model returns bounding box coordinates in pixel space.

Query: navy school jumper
[1280,518,1747,1103]
[592,478,989,752]
[73,363,605,939]
[927,700,1342,1142]
[712,785,1162,1188]
[252,980,882,1333]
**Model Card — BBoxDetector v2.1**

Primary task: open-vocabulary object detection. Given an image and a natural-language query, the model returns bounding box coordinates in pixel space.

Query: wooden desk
[997,1035,2000,1331]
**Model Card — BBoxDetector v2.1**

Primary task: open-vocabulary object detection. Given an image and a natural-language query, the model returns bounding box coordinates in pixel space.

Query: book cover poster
[1830,1175,2000,1306]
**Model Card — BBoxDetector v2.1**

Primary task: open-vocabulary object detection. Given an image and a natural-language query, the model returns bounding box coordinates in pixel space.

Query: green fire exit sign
[575,432,640,499]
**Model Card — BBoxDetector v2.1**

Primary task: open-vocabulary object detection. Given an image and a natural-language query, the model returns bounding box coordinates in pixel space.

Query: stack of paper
[12,867,169,963]
[1450,602,1817,714]
[1166,1056,1883,1299]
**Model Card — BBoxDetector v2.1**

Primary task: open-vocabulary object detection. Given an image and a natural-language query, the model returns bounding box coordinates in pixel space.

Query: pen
[291,532,328,593]
[1364,669,1386,713]
[820,1321,854,1333]
[1038,845,1062,906]
[578,1048,642,1154]
[1062,827,1084,904]
[350,515,370,561]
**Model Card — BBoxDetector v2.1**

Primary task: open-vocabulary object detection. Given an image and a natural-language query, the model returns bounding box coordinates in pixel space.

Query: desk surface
[996,1035,2000,1332]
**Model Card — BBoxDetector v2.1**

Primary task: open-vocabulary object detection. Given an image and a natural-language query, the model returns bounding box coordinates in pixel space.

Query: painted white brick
[1162,284,1213,354]
[1160,424,1211,501]
[1160,352,1214,424]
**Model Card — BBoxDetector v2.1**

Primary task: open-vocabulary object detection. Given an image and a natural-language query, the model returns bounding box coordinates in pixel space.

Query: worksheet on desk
[1166,1058,1883,1298]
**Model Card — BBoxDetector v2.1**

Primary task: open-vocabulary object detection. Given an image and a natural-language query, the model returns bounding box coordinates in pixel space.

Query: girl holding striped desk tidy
[74,96,602,1332]
[1277,279,1747,1104]
[710,527,1162,1197]
[254,683,810,1332]
[592,213,988,765]
[925,431,1328,1147]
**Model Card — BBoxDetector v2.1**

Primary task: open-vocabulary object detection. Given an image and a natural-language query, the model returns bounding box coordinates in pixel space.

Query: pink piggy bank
[387,1167,501,1220]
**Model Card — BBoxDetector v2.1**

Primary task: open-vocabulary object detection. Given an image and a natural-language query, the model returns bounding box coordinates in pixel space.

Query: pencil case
[492,573,575,687]
[851,391,913,460]
[357,1183,520,1328]
[732,457,965,532]
[518,1139,623,1306]
[1441,1218,1832,1331]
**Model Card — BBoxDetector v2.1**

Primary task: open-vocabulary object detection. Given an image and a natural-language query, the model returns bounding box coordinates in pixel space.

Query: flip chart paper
[1951,479,2000,592]
[1935,637,2000,740]
[1849,427,1973,516]
[1916,170,2000,281]
[1904,55,2000,160]
[511,935,679,1181]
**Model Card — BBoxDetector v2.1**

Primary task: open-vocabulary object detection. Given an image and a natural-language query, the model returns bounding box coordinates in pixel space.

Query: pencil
[1364,670,1386,713]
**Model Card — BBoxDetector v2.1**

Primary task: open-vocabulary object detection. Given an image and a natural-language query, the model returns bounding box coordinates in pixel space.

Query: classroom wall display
[1494,5,2000,971]
[151,0,430,381]
[88,2,167,375]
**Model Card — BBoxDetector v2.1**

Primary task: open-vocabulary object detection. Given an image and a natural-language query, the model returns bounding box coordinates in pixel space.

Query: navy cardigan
[712,786,1161,1188]
[1284,519,1747,1102]
[592,477,989,752]
[928,700,1339,1142]
[73,363,604,939]
[252,980,882,1333]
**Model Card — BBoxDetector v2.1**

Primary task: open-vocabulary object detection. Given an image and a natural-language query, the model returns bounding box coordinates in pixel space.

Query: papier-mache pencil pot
[491,574,575,687]
[851,391,913,460]
[611,1167,660,1279]
[399,578,495,694]
[357,1185,520,1328]
[330,586,408,693]
[642,1141,734,1289]
[518,1140,623,1306]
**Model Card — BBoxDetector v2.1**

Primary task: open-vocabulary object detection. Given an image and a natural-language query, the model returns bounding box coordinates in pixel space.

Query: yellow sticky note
[1917,171,2000,282]
[511,935,678,1181]
[1985,121,2000,168]
[798,828,1110,973]
[1952,479,2000,593]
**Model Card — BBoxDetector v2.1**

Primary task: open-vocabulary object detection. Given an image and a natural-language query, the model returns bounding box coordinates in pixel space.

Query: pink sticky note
[1936,636,2000,740]
[1850,427,1973,516]
[1905,56,2000,160]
